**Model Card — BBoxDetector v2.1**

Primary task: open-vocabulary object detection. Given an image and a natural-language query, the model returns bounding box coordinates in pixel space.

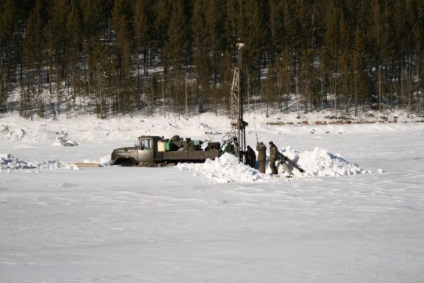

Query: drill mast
[230,43,247,162]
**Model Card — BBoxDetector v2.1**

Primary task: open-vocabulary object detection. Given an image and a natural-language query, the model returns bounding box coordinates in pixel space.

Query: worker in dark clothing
[243,150,250,167]
[269,141,278,175]
[256,141,266,173]
[246,145,256,168]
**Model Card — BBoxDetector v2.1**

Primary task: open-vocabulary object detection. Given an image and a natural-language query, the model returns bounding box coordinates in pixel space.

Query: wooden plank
[70,163,100,168]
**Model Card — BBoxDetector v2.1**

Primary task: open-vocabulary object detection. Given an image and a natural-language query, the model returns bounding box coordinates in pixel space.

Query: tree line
[0,0,423,119]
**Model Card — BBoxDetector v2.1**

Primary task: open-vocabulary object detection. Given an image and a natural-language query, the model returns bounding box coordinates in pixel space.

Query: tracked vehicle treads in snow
[111,135,221,167]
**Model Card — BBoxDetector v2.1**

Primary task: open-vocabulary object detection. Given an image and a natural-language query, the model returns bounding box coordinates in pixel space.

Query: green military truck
[111,135,221,166]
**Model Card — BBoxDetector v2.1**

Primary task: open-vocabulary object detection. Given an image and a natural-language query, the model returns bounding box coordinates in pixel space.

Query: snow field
[0,112,424,282]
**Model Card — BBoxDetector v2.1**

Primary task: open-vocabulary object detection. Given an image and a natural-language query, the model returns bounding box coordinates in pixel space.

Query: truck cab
[111,136,160,166]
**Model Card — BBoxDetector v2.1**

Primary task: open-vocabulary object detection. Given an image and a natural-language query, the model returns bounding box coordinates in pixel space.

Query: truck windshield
[140,139,152,149]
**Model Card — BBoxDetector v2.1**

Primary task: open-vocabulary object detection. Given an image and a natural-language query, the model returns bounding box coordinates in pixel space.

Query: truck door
[138,137,155,165]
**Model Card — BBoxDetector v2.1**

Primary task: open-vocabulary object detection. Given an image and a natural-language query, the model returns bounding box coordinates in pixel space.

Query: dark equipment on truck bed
[111,135,221,166]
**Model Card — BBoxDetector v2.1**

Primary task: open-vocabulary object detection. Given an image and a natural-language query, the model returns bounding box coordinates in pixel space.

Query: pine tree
[0,0,17,111]
[321,1,341,113]
[87,36,110,118]
[65,0,82,113]
[244,0,268,99]
[153,0,171,55]
[192,0,209,114]
[370,0,385,111]
[133,0,152,77]
[163,0,190,114]
[22,0,47,118]
[352,25,368,115]
[413,0,424,113]
[204,0,226,85]
[164,0,189,70]
[338,10,352,112]
[80,0,104,38]
[268,0,284,54]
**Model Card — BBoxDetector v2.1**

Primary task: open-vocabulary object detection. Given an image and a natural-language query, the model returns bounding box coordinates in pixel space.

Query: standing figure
[256,141,266,173]
[269,141,278,175]
[246,145,256,168]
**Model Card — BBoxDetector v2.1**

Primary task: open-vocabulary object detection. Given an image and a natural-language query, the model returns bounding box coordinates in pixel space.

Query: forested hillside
[1,0,423,118]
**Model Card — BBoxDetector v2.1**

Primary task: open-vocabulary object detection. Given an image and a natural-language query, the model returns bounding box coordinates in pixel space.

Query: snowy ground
[1,111,424,282]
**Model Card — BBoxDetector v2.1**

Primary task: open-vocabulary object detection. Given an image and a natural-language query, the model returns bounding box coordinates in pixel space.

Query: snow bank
[178,147,370,183]
[53,135,79,146]
[296,147,369,177]
[0,153,70,172]
[178,153,278,184]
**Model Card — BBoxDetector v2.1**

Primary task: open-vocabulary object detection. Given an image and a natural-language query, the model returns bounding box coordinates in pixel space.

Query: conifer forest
[1,0,424,118]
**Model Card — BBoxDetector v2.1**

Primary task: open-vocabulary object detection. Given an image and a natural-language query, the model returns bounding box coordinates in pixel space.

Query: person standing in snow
[256,141,266,173]
[246,145,256,168]
[269,141,278,175]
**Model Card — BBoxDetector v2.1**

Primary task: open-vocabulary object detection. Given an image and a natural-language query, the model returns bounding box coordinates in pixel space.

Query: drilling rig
[230,43,248,162]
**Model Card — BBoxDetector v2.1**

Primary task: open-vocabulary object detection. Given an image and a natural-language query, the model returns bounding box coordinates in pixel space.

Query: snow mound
[1,127,26,141]
[178,153,278,184]
[281,146,369,177]
[53,136,79,146]
[0,153,70,172]
[0,125,9,132]
[178,148,369,183]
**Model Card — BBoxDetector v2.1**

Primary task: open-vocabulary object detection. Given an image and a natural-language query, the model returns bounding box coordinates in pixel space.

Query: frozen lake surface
[1,113,424,282]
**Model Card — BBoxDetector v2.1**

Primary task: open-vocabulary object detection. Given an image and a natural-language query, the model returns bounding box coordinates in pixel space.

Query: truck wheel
[114,158,136,167]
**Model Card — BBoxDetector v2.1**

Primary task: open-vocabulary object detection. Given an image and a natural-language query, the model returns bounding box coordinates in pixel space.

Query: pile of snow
[284,146,370,177]
[179,153,278,184]
[0,126,26,141]
[53,135,79,146]
[0,153,70,172]
[178,147,370,183]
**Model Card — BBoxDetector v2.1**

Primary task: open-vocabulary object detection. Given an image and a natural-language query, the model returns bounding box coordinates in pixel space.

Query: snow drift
[178,147,370,184]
